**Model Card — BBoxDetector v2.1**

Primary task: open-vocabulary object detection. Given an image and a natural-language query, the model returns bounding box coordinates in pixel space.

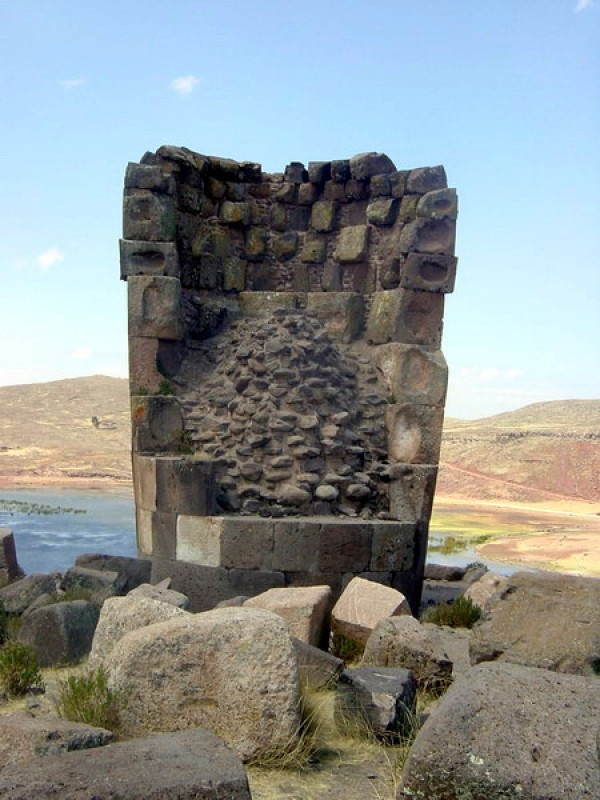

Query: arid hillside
[0,376,131,484]
[0,377,598,506]
[439,400,600,505]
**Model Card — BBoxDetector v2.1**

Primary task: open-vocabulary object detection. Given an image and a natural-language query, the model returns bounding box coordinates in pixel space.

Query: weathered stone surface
[398,217,456,256]
[375,343,448,406]
[335,225,369,263]
[387,464,438,522]
[331,159,351,182]
[131,396,184,453]
[417,187,458,220]
[128,581,190,609]
[349,152,396,180]
[362,615,453,692]
[464,570,509,611]
[244,585,332,646]
[238,291,299,315]
[128,275,182,339]
[0,711,113,773]
[123,190,176,241]
[220,200,251,225]
[300,233,327,263]
[366,198,398,225]
[74,554,152,594]
[335,666,416,741]
[470,571,600,675]
[0,727,252,800]
[272,231,298,260]
[128,336,163,395]
[125,162,174,194]
[0,528,23,584]
[0,573,56,614]
[89,594,187,668]
[18,600,99,667]
[400,662,600,800]
[292,637,344,689]
[223,256,247,291]
[386,403,444,464]
[331,577,411,647]
[245,226,268,260]
[306,292,364,342]
[107,608,300,761]
[308,161,331,183]
[60,566,124,602]
[366,289,444,347]
[406,165,447,193]
[155,456,217,516]
[311,200,337,232]
[318,523,372,572]
[136,508,176,559]
[400,252,457,293]
[177,516,274,570]
[370,521,416,571]
[119,239,179,280]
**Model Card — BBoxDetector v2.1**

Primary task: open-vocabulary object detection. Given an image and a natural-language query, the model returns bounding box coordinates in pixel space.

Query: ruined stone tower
[121,147,458,612]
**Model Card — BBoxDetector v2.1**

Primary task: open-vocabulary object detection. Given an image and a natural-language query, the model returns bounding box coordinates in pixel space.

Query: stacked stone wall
[121,146,458,610]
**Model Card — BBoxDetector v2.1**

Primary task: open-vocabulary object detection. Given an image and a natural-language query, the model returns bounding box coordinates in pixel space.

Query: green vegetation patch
[0,640,45,696]
[57,667,127,734]
[0,498,86,516]
[422,596,482,629]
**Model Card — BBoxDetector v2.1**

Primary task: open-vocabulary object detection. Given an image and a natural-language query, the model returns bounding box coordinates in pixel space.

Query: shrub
[0,640,44,696]
[0,599,8,645]
[57,668,126,733]
[330,631,365,665]
[422,596,481,629]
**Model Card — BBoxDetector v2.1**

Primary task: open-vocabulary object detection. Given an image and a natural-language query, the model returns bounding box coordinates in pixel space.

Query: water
[0,488,136,575]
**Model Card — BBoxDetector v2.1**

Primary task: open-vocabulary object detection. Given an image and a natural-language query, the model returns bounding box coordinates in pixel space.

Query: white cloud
[169,75,202,95]
[71,346,93,361]
[60,77,87,90]
[37,247,64,270]
[575,0,594,11]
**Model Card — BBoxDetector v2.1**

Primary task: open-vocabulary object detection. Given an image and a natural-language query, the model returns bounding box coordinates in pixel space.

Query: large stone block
[0,728,252,800]
[374,343,448,405]
[0,573,56,614]
[400,252,457,293]
[124,162,175,194]
[366,198,398,226]
[334,225,370,263]
[136,508,177,559]
[132,454,157,511]
[385,403,445,464]
[470,571,600,675]
[177,516,274,569]
[416,187,458,220]
[401,663,600,800]
[244,585,332,646]
[107,608,300,762]
[272,519,321,572]
[387,464,438,522]
[349,152,396,180]
[398,217,456,255]
[119,239,179,280]
[366,289,444,347]
[74,553,152,593]
[331,576,411,646]
[128,336,163,395]
[123,190,176,241]
[18,601,99,667]
[310,200,337,232]
[318,521,372,572]
[406,165,447,193]
[238,291,299,315]
[130,395,184,452]
[154,456,217,516]
[128,276,183,339]
[370,521,416,571]
[306,292,364,342]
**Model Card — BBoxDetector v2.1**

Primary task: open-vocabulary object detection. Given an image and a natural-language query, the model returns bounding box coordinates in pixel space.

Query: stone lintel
[238,291,302,316]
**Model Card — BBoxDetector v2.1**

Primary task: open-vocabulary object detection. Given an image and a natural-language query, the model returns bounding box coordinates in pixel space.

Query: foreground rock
[18,600,99,666]
[0,573,56,614]
[107,606,300,761]
[0,711,113,772]
[362,615,453,692]
[293,637,344,690]
[400,662,600,800]
[244,585,331,646]
[0,529,23,583]
[470,571,600,675]
[0,727,251,799]
[88,594,187,668]
[331,577,411,648]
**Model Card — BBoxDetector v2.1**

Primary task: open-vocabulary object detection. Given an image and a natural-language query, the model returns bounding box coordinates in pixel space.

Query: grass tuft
[57,667,127,733]
[421,596,482,629]
[0,640,44,696]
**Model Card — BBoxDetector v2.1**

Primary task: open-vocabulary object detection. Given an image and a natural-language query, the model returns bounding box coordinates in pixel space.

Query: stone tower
[121,147,458,612]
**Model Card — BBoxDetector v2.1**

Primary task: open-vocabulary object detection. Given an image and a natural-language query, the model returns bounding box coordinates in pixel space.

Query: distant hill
[0,377,598,504]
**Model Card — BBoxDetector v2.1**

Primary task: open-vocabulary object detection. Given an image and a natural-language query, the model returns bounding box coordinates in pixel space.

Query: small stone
[315,485,339,501]
[298,414,319,430]
[240,462,263,481]
[278,485,311,507]
[346,484,372,500]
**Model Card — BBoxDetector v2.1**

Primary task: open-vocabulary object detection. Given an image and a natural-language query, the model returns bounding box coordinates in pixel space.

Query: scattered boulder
[128,579,190,609]
[361,615,453,692]
[88,594,187,669]
[18,600,99,667]
[0,529,24,584]
[424,563,466,581]
[60,566,125,603]
[244,585,331,646]
[292,637,344,690]
[469,571,600,675]
[107,607,300,762]
[464,570,508,611]
[335,666,416,742]
[400,662,600,800]
[0,711,113,773]
[75,553,152,593]
[0,727,252,799]
[0,573,57,614]
[331,576,411,649]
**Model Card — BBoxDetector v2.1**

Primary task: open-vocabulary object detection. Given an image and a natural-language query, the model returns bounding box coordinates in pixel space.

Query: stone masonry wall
[121,146,458,610]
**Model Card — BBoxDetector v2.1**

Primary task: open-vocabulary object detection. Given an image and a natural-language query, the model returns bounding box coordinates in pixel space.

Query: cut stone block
[366,198,398,226]
[349,152,396,180]
[136,508,177,559]
[244,585,332,646]
[400,252,457,293]
[366,289,444,347]
[0,573,57,614]
[374,343,448,405]
[18,600,99,667]
[244,226,268,260]
[310,200,337,232]
[131,395,184,452]
[0,528,23,583]
[331,576,411,646]
[223,256,247,291]
[155,456,217,516]
[238,291,299,315]
[74,554,152,593]
[318,522,372,572]
[308,161,332,183]
[417,187,458,220]
[0,728,252,800]
[335,666,416,741]
[385,404,445,464]
[387,464,438,522]
[292,637,344,689]
[406,165,447,193]
[272,519,321,572]
[177,516,274,570]
[306,292,364,342]
[335,225,370,263]
[370,521,416,571]
[464,571,509,611]
[128,337,163,395]
[125,162,175,194]
[123,190,176,241]
[128,581,190,609]
[220,200,251,225]
[133,454,157,511]
[272,231,298,260]
[128,276,183,339]
[120,239,179,280]
[60,566,125,601]
[300,233,327,263]
[398,217,456,256]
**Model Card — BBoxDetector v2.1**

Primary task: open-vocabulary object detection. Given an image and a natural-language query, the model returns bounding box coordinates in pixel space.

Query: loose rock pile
[179,307,393,517]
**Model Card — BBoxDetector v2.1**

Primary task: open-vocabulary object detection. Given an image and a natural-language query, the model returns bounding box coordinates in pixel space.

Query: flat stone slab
[0,727,251,799]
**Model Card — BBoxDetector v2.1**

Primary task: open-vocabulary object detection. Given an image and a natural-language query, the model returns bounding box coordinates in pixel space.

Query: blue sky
[1,0,598,419]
